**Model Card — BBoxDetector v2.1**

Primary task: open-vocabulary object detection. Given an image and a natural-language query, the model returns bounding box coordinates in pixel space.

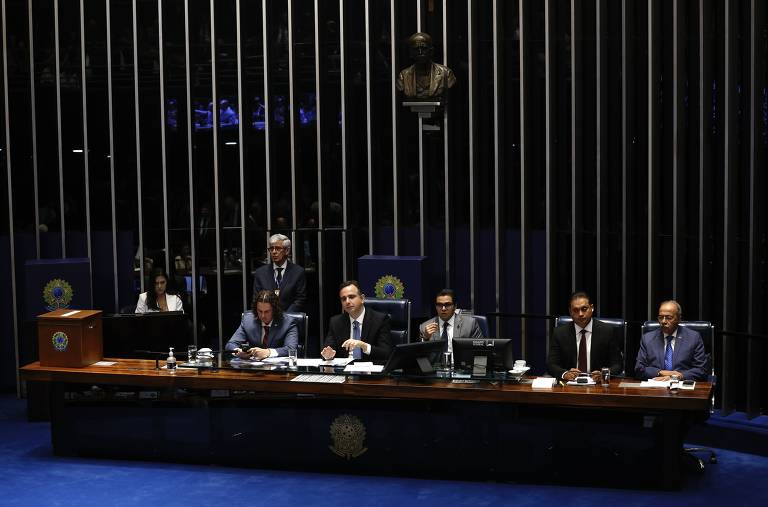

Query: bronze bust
[397,33,456,101]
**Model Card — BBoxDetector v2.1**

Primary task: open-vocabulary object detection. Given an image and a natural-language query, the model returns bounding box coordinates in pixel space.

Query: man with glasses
[419,289,484,346]
[635,300,708,381]
[252,234,307,313]
[547,291,623,382]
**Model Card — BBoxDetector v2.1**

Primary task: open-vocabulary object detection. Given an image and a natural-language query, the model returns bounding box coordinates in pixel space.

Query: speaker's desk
[21,359,712,489]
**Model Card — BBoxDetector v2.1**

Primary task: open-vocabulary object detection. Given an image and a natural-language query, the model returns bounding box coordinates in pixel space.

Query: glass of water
[443,351,453,373]
[187,344,198,364]
[601,367,610,387]
[287,346,298,368]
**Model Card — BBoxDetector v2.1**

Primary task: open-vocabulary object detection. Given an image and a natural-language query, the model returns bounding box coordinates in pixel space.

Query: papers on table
[296,358,324,367]
[230,357,265,365]
[291,374,346,384]
[262,357,288,364]
[640,380,670,388]
[92,361,117,367]
[531,377,556,389]
[61,310,81,317]
[343,362,385,373]
[639,380,696,390]
[322,357,355,367]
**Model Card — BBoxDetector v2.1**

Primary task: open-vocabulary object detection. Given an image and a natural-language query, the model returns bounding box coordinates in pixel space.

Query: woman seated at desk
[135,268,184,313]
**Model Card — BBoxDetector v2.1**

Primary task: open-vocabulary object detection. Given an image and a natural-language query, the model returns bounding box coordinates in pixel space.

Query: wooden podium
[38,309,103,367]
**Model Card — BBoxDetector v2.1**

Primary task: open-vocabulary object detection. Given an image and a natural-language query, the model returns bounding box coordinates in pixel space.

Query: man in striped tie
[635,300,708,381]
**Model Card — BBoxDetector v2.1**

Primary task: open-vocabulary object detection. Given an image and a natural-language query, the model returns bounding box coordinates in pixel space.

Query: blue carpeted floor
[1,394,766,507]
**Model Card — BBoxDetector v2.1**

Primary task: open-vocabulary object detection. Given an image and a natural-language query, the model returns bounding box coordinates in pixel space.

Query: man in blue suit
[635,300,708,381]
[226,290,298,359]
[252,234,307,313]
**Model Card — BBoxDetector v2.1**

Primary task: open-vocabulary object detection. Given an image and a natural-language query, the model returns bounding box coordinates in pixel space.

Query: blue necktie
[664,337,673,371]
[352,320,362,360]
[275,267,283,287]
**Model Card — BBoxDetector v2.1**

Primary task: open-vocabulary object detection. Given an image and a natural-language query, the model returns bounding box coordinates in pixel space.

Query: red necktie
[262,325,270,347]
[577,329,588,372]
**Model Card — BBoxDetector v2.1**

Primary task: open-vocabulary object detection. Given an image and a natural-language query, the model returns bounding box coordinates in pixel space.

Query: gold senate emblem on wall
[328,414,368,460]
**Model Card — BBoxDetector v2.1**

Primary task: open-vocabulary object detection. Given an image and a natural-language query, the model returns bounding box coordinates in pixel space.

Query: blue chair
[473,315,490,337]
[284,312,309,357]
[555,316,627,376]
[641,319,716,470]
[364,298,412,346]
[457,309,489,337]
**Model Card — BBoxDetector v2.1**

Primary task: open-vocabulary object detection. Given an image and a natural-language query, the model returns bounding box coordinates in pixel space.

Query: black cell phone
[682,380,694,386]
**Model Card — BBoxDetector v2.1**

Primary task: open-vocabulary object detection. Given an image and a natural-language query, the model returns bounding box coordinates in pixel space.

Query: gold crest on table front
[328,414,367,459]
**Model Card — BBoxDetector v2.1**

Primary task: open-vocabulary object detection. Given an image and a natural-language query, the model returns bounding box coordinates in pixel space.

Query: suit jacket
[634,325,708,381]
[225,311,298,357]
[547,319,622,378]
[418,313,484,341]
[324,307,392,362]
[252,261,307,313]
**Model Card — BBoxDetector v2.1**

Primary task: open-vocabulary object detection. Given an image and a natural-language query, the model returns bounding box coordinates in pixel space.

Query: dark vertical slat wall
[1,0,767,414]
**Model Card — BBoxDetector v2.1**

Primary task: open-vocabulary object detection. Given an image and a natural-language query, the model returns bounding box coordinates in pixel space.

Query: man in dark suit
[252,234,306,313]
[547,291,622,381]
[635,300,708,381]
[321,280,392,362]
[225,290,298,359]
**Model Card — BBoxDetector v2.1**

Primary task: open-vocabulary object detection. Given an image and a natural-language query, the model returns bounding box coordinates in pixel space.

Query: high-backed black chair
[364,298,412,346]
[641,320,716,470]
[284,312,309,357]
[555,316,627,376]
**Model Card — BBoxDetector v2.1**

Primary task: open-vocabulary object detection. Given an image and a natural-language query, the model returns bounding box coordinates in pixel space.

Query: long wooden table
[21,359,713,489]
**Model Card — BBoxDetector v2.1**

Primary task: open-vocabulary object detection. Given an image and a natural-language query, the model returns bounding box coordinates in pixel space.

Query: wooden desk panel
[20,360,712,411]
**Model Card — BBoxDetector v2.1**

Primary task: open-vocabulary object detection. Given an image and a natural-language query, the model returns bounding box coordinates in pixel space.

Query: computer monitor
[382,340,446,375]
[103,312,191,358]
[452,338,515,376]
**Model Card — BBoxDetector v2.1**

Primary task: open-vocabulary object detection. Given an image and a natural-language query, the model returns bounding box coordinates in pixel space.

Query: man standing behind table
[226,290,298,359]
[547,291,622,382]
[321,281,392,362]
[635,300,708,381]
[252,233,307,313]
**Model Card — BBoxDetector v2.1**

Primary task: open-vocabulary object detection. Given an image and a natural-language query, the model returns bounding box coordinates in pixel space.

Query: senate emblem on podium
[51,331,69,352]
[374,275,405,299]
[329,414,368,460]
[43,278,74,311]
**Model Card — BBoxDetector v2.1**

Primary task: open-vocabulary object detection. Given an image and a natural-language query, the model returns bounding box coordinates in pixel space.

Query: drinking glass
[601,367,610,387]
[187,344,198,364]
[287,346,298,368]
[443,351,453,373]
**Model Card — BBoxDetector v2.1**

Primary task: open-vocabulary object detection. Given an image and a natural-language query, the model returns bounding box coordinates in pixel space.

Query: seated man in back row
[419,289,484,363]
[321,280,392,362]
[635,300,708,381]
[547,291,623,382]
[225,290,298,359]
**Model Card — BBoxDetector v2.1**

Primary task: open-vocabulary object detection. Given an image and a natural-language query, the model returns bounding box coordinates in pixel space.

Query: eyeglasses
[435,303,455,309]
[267,246,285,252]
[657,315,676,322]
